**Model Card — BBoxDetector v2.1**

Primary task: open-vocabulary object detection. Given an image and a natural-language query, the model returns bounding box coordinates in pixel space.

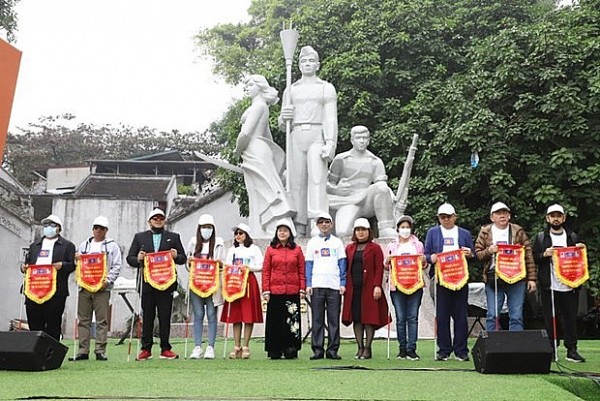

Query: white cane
[128,267,143,362]
[494,274,500,331]
[222,300,232,359]
[550,288,558,362]
[184,269,191,360]
[72,279,80,361]
[386,266,391,360]
[433,262,438,361]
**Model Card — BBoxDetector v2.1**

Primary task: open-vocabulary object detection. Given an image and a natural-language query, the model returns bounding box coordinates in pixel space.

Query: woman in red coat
[342,218,389,359]
[262,220,306,359]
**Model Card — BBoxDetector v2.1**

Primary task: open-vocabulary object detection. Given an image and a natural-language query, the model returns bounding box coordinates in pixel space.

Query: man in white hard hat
[475,202,536,332]
[126,208,186,360]
[305,211,347,360]
[72,216,122,361]
[533,204,586,362]
[21,214,76,341]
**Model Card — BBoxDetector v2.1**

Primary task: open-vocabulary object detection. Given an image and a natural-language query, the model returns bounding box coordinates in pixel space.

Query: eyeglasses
[316,219,331,224]
[438,214,454,220]
[43,223,58,228]
[234,230,245,236]
[150,216,165,221]
[93,225,107,231]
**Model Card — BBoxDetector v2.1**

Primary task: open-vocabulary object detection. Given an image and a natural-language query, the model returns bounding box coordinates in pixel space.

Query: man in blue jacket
[424,203,474,362]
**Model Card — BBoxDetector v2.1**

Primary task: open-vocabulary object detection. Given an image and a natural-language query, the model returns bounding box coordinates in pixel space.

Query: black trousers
[311,288,341,355]
[26,295,67,341]
[141,288,174,351]
[541,289,579,350]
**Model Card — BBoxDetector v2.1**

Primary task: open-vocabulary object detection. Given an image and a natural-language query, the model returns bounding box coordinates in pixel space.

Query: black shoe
[326,352,342,360]
[397,348,407,359]
[454,353,469,362]
[435,352,449,361]
[359,347,371,360]
[309,353,324,360]
[566,349,586,363]
[406,350,420,361]
[95,352,108,361]
[71,353,89,361]
[283,348,298,359]
[355,347,364,359]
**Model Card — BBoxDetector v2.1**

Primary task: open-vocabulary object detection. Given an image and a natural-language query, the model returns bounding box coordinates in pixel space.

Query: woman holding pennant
[186,214,224,360]
[341,218,389,360]
[262,219,305,360]
[384,215,427,361]
[221,223,263,359]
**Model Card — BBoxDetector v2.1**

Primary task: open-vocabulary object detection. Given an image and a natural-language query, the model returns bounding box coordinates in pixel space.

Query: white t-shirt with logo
[490,225,510,270]
[306,235,346,290]
[36,237,58,265]
[549,231,570,292]
[440,226,460,252]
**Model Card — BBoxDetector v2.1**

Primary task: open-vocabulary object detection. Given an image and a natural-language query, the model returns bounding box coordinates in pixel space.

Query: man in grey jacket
[72,216,122,361]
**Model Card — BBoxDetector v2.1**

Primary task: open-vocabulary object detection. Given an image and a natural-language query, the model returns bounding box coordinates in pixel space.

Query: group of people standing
[20,200,586,364]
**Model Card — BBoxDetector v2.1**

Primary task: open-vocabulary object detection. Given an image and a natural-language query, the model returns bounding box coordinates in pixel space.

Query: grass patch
[0,338,598,400]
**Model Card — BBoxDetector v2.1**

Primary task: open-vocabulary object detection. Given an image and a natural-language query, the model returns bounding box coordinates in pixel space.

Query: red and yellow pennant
[390,254,424,295]
[144,251,176,290]
[189,258,220,297]
[221,264,249,302]
[552,246,589,288]
[435,250,469,291]
[24,264,56,304]
[495,244,526,284]
[76,253,107,293]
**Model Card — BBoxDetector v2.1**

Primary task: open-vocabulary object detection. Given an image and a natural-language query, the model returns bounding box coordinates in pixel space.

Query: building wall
[0,210,34,331]
[46,166,90,190]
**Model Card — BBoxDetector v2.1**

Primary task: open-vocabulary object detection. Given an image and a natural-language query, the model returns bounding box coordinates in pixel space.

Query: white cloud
[9,0,251,133]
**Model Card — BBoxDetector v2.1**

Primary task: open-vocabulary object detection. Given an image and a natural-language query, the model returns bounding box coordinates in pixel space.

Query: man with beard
[127,208,186,360]
[533,204,586,362]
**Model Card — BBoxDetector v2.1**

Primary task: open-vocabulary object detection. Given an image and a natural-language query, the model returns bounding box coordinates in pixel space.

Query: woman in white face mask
[384,215,427,361]
[186,214,224,359]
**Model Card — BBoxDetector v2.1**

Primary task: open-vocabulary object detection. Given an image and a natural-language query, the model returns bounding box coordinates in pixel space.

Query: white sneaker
[189,345,203,359]
[203,345,215,359]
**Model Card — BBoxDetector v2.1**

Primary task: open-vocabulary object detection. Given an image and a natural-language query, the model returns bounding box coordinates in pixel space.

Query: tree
[4,114,221,186]
[0,0,19,42]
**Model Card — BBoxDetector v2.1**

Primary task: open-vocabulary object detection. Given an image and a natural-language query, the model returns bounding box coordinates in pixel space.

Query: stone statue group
[236,45,402,238]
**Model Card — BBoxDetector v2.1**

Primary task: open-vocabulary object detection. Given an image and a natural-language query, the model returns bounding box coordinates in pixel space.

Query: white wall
[0,212,34,331]
[46,166,90,190]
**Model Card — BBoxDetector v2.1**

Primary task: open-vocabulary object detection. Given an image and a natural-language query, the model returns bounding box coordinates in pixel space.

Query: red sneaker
[136,349,152,361]
[160,349,179,360]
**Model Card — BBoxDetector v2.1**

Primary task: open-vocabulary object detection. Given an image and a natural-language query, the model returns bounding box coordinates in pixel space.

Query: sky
[8,0,252,134]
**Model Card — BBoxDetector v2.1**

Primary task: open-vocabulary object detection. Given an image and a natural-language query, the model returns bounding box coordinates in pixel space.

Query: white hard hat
[92,216,109,228]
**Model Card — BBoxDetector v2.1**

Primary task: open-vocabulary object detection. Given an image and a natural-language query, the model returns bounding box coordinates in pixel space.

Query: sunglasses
[234,230,245,236]
[43,223,58,228]
[151,215,165,221]
[93,225,107,231]
[316,219,331,224]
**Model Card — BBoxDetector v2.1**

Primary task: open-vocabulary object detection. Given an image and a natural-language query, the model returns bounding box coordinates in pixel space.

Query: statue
[327,126,396,237]
[279,45,338,236]
[235,75,295,238]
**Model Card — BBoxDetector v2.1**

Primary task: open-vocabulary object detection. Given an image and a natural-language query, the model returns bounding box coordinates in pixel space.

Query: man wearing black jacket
[533,204,586,362]
[21,214,76,341]
[127,208,186,360]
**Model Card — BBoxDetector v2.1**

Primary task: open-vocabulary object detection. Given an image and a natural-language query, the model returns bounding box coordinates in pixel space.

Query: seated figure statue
[326,125,396,237]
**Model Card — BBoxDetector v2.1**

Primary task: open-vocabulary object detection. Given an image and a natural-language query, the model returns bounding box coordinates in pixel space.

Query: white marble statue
[327,125,396,237]
[235,75,295,238]
[279,46,338,236]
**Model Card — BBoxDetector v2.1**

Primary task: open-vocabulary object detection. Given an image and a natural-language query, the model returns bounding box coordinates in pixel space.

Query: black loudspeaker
[472,330,553,374]
[0,331,68,371]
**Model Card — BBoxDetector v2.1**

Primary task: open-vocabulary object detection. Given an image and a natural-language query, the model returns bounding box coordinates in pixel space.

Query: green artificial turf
[1,338,598,401]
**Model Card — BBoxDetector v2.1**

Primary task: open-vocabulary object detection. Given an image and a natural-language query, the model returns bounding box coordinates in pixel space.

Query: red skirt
[220,272,263,323]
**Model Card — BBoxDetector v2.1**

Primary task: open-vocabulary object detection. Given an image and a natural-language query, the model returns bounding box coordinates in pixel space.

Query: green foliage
[177,184,196,196]
[3,114,220,186]
[0,0,19,42]
[200,0,600,297]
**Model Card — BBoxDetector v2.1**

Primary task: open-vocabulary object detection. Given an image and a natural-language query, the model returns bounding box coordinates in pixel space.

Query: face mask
[201,228,213,239]
[398,228,411,239]
[43,226,58,238]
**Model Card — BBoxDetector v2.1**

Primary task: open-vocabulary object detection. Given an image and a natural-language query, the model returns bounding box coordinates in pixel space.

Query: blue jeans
[485,280,526,331]
[390,289,423,351]
[190,292,217,346]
